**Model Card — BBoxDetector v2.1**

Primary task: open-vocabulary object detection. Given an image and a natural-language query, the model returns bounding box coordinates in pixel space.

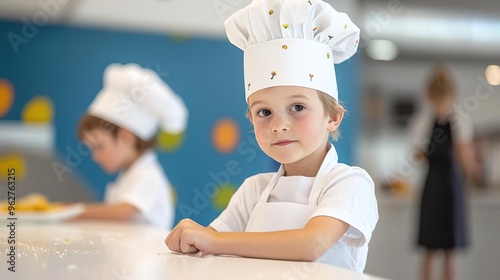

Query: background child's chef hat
[225,0,360,101]
[88,63,188,141]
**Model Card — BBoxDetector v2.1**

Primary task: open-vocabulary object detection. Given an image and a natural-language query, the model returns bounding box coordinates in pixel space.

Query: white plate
[0,203,85,223]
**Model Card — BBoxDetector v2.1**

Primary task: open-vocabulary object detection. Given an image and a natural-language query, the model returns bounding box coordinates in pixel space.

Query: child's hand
[165,218,216,255]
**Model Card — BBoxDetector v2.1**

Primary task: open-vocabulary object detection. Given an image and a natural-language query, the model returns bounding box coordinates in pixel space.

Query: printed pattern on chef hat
[88,64,188,141]
[225,0,360,101]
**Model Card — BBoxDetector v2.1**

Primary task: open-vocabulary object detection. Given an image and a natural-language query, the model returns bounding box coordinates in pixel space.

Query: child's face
[83,129,135,174]
[248,86,336,166]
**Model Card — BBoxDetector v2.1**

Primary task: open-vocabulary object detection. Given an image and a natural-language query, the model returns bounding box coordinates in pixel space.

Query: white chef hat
[87,63,188,141]
[225,0,360,101]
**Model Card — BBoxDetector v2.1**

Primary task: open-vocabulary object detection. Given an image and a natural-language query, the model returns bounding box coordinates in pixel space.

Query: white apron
[244,146,356,268]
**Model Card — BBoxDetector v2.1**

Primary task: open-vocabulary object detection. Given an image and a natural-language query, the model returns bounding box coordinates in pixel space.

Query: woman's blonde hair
[426,64,456,102]
[78,114,157,151]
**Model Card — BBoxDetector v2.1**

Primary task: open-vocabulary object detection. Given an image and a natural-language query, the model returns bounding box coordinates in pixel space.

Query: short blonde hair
[317,91,345,141]
[245,90,345,141]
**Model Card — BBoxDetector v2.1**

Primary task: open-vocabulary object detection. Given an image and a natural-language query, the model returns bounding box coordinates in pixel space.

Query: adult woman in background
[413,64,479,280]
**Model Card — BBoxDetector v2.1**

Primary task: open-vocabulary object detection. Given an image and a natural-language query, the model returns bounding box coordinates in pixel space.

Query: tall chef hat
[88,63,188,141]
[225,0,360,101]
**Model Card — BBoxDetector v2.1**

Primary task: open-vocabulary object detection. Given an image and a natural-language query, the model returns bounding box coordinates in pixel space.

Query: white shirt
[210,145,378,271]
[104,151,173,229]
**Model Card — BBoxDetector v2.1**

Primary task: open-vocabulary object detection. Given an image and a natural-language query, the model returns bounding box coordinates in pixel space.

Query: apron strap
[308,143,339,205]
[257,165,285,203]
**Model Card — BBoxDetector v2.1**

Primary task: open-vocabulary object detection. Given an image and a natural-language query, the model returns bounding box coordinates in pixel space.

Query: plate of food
[0,193,84,223]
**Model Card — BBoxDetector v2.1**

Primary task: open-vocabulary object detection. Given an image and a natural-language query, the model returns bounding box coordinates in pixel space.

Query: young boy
[77,63,188,229]
[166,0,378,272]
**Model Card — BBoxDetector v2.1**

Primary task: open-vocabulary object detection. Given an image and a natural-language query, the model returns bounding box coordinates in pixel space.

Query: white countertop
[0,221,387,280]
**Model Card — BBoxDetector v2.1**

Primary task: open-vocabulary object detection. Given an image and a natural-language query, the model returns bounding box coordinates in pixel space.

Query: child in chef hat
[166,0,378,272]
[77,63,188,230]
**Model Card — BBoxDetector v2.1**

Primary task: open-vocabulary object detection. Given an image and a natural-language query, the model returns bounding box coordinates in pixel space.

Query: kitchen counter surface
[1,220,387,280]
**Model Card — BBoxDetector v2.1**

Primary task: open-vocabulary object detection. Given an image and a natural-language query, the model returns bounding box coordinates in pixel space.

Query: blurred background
[0,0,499,279]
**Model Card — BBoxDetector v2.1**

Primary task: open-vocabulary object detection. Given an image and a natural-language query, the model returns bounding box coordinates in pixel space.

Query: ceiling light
[485,65,500,86]
[366,39,399,61]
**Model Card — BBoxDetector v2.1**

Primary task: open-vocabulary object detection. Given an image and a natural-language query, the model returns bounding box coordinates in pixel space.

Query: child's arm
[165,216,349,261]
[76,203,139,221]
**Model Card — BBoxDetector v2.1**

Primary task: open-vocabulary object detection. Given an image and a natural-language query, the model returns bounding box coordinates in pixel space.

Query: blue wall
[0,20,360,225]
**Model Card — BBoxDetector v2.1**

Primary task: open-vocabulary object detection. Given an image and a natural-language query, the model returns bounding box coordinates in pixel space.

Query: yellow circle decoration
[0,154,26,181]
[21,95,54,123]
[169,33,190,42]
[212,183,237,211]
[0,79,14,118]
[212,119,240,154]
[170,185,178,205]
[157,131,185,152]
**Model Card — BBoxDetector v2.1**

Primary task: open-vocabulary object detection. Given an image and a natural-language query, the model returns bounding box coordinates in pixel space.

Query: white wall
[0,0,359,39]
[362,60,500,130]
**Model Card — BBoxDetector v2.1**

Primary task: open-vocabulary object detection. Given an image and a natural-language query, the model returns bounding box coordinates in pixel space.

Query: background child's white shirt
[210,154,379,271]
[104,150,173,229]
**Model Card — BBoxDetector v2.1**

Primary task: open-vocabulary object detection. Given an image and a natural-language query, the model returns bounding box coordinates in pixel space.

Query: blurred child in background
[76,63,188,229]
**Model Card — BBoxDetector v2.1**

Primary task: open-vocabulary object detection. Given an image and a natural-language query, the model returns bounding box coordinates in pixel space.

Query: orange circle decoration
[212,118,240,154]
[0,79,14,118]
[21,95,54,123]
